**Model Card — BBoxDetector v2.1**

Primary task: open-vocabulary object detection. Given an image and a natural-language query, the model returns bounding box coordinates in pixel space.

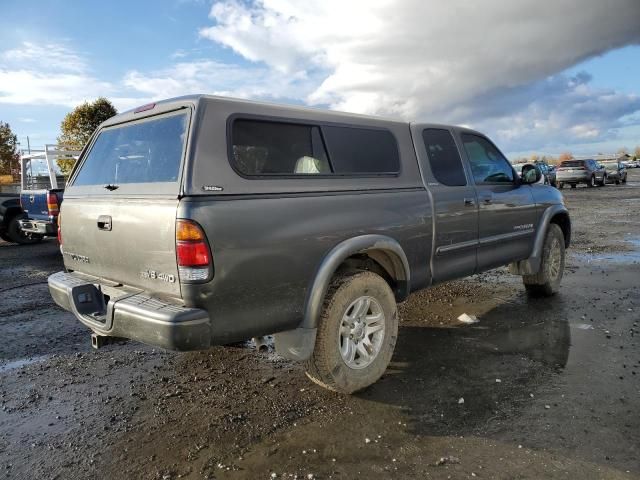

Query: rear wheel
[622,175,627,184]
[523,223,565,297]
[305,271,398,394]
[557,182,564,190]
[570,184,577,189]
[6,216,43,245]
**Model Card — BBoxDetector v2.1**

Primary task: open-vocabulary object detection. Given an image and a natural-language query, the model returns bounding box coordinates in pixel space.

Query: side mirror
[521,164,541,184]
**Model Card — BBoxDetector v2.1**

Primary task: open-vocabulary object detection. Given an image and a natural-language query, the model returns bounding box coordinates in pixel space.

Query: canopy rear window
[71,111,188,191]
[560,160,585,167]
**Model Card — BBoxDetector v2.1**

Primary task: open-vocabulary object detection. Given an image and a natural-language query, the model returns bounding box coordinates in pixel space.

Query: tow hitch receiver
[90,333,122,349]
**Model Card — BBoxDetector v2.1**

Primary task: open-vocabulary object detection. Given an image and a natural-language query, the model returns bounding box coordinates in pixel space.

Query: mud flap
[274,327,317,361]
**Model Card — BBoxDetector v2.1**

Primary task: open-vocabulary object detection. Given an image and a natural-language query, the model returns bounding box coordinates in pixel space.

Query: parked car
[48,95,571,394]
[18,146,80,240]
[0,192,31,243]
[602,160,627,185]
[535,162,557,187]
[556,159,606,188]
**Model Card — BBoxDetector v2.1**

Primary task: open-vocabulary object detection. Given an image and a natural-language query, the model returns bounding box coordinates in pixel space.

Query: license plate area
[71,284,108,324]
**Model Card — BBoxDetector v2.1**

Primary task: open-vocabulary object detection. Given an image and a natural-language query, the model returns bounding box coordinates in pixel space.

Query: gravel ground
[1,170,639,479]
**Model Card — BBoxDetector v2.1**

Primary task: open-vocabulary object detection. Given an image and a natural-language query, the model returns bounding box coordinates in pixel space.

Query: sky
[0,0,639,159]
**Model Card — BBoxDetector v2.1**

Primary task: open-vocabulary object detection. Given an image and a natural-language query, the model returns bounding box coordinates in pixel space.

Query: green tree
[0,122,19,178]
[57,97,117,174]
[634,145,640,160]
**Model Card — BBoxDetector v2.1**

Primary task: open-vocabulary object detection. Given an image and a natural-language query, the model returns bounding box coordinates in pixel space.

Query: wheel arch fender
[302,234,410,329]
[509,205,571,276]
[274,235,410,361]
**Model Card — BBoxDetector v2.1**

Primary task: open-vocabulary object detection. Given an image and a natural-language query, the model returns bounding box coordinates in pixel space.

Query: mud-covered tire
[6,216,43,245]
[305,271,398,394]
[523,223,565,297]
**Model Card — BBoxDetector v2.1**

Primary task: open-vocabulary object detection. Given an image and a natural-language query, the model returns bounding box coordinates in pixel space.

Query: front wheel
[557,182,564,190]
[587,175,595,188]
[305,271,398,394]
[523,223,565,297]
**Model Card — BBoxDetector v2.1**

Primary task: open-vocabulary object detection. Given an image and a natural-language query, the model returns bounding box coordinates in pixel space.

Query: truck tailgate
[61,197,181,298]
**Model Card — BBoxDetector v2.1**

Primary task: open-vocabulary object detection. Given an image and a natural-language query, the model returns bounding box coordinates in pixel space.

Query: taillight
[176,219,212,282]
[57,212,62,245]
[47,192,59,216]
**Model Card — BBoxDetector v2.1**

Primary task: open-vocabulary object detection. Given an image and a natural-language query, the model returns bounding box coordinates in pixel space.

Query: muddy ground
[1,171,639,480]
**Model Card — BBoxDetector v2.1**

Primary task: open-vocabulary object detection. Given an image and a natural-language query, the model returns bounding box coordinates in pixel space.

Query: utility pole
[27,136,31,154]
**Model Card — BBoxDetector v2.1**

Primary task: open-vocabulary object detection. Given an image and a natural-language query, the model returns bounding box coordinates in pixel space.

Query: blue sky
[1,0,639,158]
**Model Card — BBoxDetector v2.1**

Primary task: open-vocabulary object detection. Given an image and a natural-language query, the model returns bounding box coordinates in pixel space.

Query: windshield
[601,161,618,167]
[72,111,188,187]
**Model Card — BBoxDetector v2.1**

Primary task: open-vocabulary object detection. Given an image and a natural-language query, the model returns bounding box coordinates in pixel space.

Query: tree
[530,154,540,163]
[0,122,19,178]
[558,152,574,163]
[634,145,640,160]
[617,147,629,156]
[57,97,117,174]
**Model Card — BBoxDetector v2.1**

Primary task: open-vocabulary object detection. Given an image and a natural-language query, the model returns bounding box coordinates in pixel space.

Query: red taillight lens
[176,220,212,282]
[57,213,62,245]
[47,192,59,216]
[177,241,210,266]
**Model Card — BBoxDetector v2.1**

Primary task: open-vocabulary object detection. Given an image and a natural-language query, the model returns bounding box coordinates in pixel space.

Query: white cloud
[472,74,640,152]
[2,42,86,73]
[201,0,640,149]
[0,42,114,107]
[123,59,313,101]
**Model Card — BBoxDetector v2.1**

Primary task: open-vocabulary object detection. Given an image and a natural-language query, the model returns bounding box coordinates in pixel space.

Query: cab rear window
[72,111,188,186]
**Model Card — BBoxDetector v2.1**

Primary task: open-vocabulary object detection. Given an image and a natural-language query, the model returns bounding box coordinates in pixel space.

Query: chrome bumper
[48,271,211,350]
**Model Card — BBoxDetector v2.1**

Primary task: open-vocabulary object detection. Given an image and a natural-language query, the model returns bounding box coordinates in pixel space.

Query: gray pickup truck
[48,95,570,393]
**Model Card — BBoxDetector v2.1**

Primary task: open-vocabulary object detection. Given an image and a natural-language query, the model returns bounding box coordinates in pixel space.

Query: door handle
[481,195,492,204]
[97,215,112,231]
[464,198,475,206]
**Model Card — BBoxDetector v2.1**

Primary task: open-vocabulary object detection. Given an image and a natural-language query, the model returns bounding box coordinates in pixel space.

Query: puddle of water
[0,354,51,373]
[573,250,640,264]
[625,237,640,248]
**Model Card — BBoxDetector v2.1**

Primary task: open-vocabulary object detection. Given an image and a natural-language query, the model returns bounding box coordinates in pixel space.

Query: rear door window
[422,128,466,186]
[461,134,514,184]
[72,111,188,189]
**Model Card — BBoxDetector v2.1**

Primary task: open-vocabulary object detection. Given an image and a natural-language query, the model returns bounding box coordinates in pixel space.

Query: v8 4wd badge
[140,270,176,283]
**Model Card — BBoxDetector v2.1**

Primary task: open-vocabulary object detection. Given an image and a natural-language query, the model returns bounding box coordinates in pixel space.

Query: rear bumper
[18,218,56,235]
[556,172,589,183]
[48,271,211,351]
